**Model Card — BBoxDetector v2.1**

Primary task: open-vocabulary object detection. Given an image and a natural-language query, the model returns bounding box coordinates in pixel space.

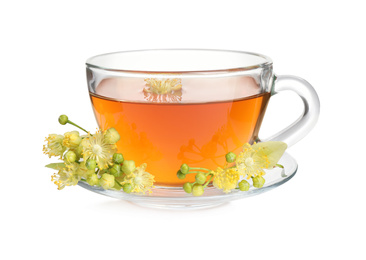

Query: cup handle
[261,75,320,147]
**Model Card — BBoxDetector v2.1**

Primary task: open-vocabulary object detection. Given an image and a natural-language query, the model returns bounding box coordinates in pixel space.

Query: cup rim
[86,49,273,74]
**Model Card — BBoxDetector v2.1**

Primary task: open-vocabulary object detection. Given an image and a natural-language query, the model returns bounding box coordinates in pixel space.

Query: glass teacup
[86,49,319,186]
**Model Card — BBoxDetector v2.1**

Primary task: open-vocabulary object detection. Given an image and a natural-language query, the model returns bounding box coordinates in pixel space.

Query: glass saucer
[78,152,297,209]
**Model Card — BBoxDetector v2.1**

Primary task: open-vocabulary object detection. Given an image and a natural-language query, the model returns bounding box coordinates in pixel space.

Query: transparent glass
[85,49,320,208]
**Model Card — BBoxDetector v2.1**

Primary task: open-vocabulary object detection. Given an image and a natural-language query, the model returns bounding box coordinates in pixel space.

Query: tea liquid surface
[90,77,270,186]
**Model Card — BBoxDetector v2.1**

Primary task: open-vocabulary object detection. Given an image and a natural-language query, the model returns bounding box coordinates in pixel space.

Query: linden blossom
[81,130,117,170]
[44,115,155,194]
[43,115,286,196]
[178,141,287,196]
[143,78,182,95]
[143,78,183,103]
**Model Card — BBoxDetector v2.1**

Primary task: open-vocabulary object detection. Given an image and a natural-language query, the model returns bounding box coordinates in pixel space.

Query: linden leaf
[252,141,287,169]
[45,163,66,170]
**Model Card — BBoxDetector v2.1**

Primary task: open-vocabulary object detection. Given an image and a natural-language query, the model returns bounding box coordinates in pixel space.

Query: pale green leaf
[252,141,287,168]
[45,163,66,170]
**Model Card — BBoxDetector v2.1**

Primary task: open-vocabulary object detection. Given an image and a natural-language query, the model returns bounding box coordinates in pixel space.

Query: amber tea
[90,77,270,186]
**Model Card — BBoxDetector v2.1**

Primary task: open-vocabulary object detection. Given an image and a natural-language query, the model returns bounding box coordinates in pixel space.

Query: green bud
[110,164,122,177]
[123,183,133,193]
[180,164,190,174]
[183,182,193,193]
[64,150,77,163]
[113,153,124,164]
[58,114,68,125]
[121,160,136,174]
[192,184,204,196]
[225,152,236,163]
[238,179,250,191]
[177,170,186,180]
[195,173,206,184]
[85,159,97,170]
[252,176,265,188]
[100,174,115,190]
[104,127,120,144]
[86,173,99,186]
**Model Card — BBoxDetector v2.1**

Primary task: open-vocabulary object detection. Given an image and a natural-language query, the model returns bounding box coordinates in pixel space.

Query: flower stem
[189,167,210,172]
[67,120,89,134]
[187,171,209,174]
[203,174,214,188]
[190,167,209,170]
[115,180,123,187]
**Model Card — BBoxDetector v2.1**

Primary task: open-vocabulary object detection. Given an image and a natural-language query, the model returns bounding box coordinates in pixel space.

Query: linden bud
[252,176,265,188]
[180,164,190,174]
[183,182,193,193]
[86,173,99,186]
[225,152,236,163]
[123,183,133,193]
[195,173,206,184]
[104,127,120,144]
[177,170,186,180]
[121,160,136,174]
[110,164,122,177]
[113,153,124,164]
[64,150,77,163]
[238,179,250,191]
[85,159,97,170]
[192,184,204,196]
[100,174,115,190]
[58,115,68,125]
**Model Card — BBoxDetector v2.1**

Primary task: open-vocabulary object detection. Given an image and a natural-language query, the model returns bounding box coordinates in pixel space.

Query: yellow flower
[76,161,95,179]
[43,134,66,158]
[144,78,182,95]
[236,142,287,179]
[212,167,240,193]
[81,130,117,170]
[236,144,266,179]
[122,163,155,194]
[63,131,82,149]
[51,163,79,190]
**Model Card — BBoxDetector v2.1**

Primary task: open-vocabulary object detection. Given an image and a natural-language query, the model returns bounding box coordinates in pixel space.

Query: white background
[1,0,365,259]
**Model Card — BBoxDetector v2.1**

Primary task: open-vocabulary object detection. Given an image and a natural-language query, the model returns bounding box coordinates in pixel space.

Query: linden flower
[212,167,240,193]
[81,130,117,170]
[123,163,155,194]
[43,134,66,158]
[76,161,95,179]
[63,131,82,149]
[144,78,182,95]
[51,163,79,190]
[236,141,287,179]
